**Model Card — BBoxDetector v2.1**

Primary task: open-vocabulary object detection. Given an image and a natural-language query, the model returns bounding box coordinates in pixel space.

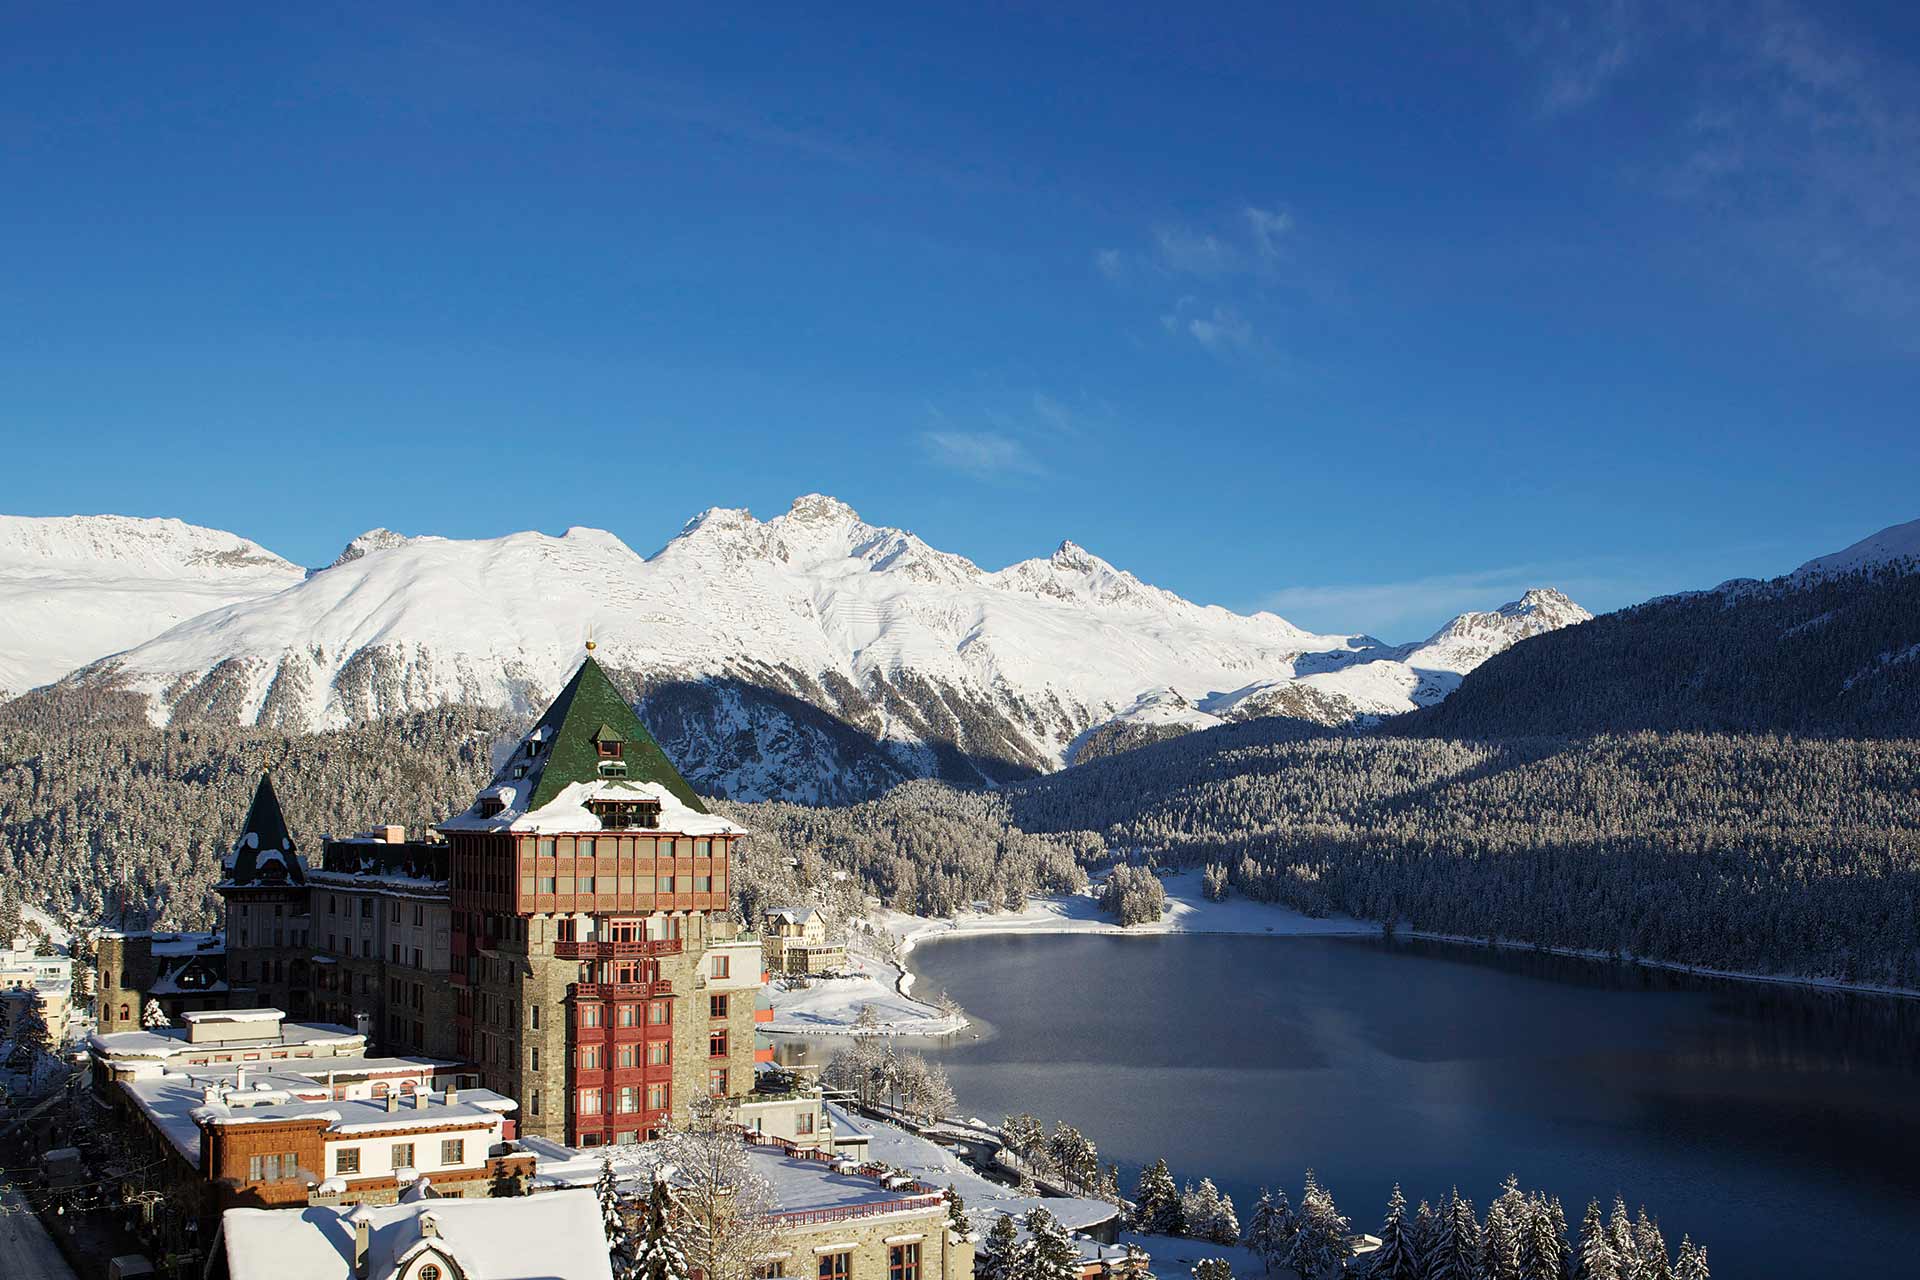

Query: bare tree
[665,1098,785,1280]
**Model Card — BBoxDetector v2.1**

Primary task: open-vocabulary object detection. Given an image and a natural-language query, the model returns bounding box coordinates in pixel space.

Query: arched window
[420,1266,442,1280]
[119,1003,130,1021]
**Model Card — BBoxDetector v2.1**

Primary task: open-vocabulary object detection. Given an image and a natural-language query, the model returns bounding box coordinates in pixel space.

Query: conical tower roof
[224,771,305,886]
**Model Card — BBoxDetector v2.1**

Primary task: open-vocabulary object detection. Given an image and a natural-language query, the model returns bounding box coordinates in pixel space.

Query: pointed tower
[217,771,313,1019]
[440,654,767,1146]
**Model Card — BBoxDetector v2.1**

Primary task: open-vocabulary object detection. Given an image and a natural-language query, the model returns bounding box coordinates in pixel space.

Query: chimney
[386,1092,399,1113]
[444,1087,458,1108]
[235,1067,246,1092]
[414,1088,428,1110]
[382,825,405,844]
[201,1084,219,1106]
[351,1210,373,1279]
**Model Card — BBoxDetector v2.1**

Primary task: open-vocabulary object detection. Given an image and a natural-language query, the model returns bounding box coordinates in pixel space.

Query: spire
[223,772,305,887]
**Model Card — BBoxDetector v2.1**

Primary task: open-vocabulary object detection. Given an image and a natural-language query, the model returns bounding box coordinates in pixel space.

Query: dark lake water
[784,933,1920,1278]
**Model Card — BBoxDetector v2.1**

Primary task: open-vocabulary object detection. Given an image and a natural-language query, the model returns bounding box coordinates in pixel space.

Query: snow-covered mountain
[0,515,304,696]
[35,496,1588,799]
[1792,517,1920,580]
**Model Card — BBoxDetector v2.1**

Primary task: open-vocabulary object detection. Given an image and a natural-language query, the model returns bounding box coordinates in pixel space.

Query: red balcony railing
[572,981,675,999]
[554,939,683,961]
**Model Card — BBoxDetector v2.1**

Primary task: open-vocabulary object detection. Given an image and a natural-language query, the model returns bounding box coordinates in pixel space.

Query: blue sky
[4,3,1918,640]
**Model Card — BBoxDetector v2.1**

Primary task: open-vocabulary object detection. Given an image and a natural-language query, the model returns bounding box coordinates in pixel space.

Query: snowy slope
[0,515,304,695]
[1792,517,1920,580]
[43,496,1588,797]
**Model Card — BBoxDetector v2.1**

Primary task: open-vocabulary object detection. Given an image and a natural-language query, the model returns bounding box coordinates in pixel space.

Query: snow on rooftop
[221,1189,613,1280]
[183,1007,283,1022]
[90,1018,365,1059]
[440,778,744,837]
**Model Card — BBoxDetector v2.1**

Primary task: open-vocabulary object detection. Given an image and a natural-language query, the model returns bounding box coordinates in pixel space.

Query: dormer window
[477,797,505,818]
[597,739,623,760]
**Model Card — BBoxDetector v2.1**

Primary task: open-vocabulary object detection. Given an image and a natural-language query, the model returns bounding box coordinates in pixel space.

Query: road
[0,1188,80,1280]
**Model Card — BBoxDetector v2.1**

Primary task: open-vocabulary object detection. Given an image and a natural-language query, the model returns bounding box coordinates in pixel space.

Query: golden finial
[585,624,596,653]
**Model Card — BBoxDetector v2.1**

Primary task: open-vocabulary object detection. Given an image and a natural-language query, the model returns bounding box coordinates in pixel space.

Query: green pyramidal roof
[514,656,708,814]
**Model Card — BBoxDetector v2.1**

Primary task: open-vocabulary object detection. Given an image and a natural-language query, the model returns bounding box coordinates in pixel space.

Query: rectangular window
[820,1253,851,1280]
[538,876,557,894]
[797,1112,815,1135]
[531,1004,541,1030]
[441,1139,464,1165]
[579,1088,602,1116]
[658,875,675,893]
[392,1143,415,1170]
[579,875,595,894]
[890,1244,919,1280]
[757,1264,787,1280]
[646,1041,671,1066]
[581,1005,603,1028]
[580,838,596,857]
[710,994,729,1019]
[335,1148,360,1174]
[694,875,712,893]
[709,1030,728,1057]
[646,1084,669,1111]
[648,1001,671,1025]
[708,1067,728,1097]
[658,838,676,858]
[713,954,731,979]
[531,1090,541,1116]
[538,838,556,856]
[618,1086,638,1113]
[581,1044,601,1070]
[618,1004,639,1028]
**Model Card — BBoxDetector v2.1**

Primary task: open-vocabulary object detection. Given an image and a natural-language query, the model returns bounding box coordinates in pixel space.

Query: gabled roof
[485,656,707,815]
[223,773,306,887]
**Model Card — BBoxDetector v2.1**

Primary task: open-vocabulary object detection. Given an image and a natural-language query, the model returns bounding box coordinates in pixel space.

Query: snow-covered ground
[765,872,1373,1038]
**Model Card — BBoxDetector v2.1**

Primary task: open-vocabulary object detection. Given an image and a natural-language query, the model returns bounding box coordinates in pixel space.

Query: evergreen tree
[1631,1211,1669,1280]
[1018,1207,1083,1280]
[1368,1184,1418,1280]
[1284,1170,1349,1280]
[1671,1238,1708,1280]
[634,1169,691,1280]
[1575,1201,1616,1280]
[141,998,170,1029]
[1244,1187,1296,1274]
[1431,1190,1479,1280]
[1210,1186,1240,1247]
[1411,1200,1442,1280]
[1519,1195,1566,1280]
[1607,1200,1638,1280]
[1134,1159,1185,1236]
[599,1155,638,1280]
[946,1184,973,1237]
[1194,1261,1234,1280]
[1480,1203,1521,1280]
[980,1213,1022,1280]
[6,998,50,1071]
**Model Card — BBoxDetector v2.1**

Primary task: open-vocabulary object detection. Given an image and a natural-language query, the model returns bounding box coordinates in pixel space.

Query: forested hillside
[1401,565,1920,738]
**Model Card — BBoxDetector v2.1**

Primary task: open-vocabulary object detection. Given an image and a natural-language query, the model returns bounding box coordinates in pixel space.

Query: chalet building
[436,653,773,1146]
[761,907,848,975]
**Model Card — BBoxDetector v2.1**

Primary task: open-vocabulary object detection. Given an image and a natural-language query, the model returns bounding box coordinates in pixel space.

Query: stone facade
[774,1198,974,1280]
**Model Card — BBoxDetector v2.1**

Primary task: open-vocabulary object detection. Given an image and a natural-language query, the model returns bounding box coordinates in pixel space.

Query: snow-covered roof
[182,1008,285,1023]
[221,1190,613,1280]
[90,1017,364,1061]
[767,907,821,925]
[440,778,743,837]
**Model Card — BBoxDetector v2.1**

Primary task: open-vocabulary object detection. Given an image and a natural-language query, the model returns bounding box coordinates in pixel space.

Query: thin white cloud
[1244,206,1294,265]
[918,430,1043,479]
[1520,0,1638,116]
[1094,248,1126,282]
[1153,225,1246,277]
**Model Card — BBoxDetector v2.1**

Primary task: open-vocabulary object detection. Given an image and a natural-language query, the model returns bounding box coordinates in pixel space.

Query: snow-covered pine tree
[1210,1186,1240,1247]
[634,1169,690,1280]
[1632,1210,1670,1280]
[1244,1187,1295,1273]
[1432,1189,1480,1280]
[1411,1199,1442,1280]
[598,1154,638,1280]
[1671,1237,1708,1280]
[1283,1170,1349,1280]
[1518,1194,1566,1280]
[1480,1202,1521,1280]
[1020,1207,1083,1280]
[1368,1184,1418,1280]
[1576,1200,1617,1280]
[1607,1200,1638,1280]
[1133,1159,1184,1236]
[1193,1259,1234,1280]
[979,1213,1022,1280]
[946,1184,973,1237]
[141,997,170,1028]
